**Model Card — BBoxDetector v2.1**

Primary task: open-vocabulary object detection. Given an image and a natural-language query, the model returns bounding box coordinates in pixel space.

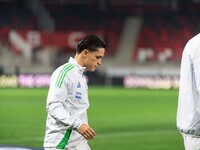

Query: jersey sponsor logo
[75,91,82,100]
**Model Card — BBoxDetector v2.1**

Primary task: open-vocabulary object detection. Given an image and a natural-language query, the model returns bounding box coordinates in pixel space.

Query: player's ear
[83,49,89,57]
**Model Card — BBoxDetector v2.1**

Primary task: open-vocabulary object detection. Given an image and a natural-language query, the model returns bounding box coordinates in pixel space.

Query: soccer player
[176,33,200,150]
[44,34,106,150]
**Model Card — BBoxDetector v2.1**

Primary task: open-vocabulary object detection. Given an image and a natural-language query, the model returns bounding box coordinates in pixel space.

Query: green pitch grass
[0,87,184,150]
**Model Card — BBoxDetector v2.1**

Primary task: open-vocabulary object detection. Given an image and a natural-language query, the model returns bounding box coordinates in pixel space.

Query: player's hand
[77,124,96,140]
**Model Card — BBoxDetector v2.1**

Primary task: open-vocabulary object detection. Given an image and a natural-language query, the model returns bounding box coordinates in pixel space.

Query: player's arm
[193,57,200,94]
[46,71,96,139]
[46,73,82,130]
[190,43,200,94]
[47,86,96,139]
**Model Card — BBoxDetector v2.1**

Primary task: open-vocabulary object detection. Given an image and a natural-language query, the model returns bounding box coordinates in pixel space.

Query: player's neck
[74,53,84,67]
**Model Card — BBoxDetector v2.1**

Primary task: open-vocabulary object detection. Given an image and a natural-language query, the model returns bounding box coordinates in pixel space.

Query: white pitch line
[0,129,178,143]
[0,137,43,143]
[96,129,177,138]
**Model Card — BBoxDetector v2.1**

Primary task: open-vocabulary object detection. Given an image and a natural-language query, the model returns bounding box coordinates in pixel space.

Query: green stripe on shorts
[55,64,74,88]
[56,129,72,149]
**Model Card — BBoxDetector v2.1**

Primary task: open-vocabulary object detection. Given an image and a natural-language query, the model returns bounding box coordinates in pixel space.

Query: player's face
[84,48,105,72]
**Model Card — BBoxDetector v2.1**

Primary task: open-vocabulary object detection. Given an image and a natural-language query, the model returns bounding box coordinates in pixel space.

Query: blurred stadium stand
[0,0,200,85]
[133,11,199,62]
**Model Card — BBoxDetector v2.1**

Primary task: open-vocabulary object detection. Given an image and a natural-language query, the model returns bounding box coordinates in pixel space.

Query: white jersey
[44,57,89,148]
[177,33,200,136]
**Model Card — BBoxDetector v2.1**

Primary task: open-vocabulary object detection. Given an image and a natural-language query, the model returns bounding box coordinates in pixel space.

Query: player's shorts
[44,140,91,150]
[182,133,200,150]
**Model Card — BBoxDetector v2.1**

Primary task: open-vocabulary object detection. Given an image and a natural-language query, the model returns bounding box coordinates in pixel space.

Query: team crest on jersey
[77,81,81,88]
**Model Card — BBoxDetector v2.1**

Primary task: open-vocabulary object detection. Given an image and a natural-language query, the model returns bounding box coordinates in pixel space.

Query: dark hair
[76,34,106,53]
